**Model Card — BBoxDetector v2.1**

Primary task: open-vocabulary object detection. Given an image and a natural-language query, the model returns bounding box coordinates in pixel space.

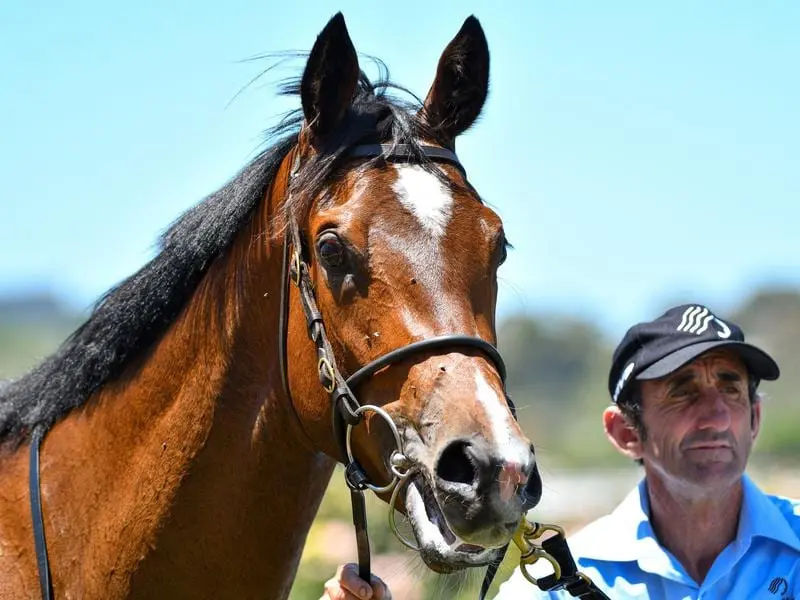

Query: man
[321,304,800,600]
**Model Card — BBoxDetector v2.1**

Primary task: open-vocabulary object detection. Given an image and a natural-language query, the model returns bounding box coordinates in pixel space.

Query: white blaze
[474,371,530,465]
[391,164,453,238]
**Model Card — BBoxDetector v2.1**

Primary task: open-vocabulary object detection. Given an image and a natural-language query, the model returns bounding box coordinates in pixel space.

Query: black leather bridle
[277,142,524,582]
[276,142,610,600]
[28,142,608,600]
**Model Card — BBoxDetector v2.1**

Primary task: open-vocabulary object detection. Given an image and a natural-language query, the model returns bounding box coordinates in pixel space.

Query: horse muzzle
[400,438,541,572]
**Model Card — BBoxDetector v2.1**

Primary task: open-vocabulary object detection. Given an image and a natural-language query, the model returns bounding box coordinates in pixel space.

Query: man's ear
[751,399,762,441]
[603,405,643,460]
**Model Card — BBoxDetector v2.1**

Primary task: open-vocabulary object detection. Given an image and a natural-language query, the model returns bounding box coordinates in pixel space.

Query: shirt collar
[573,477,666,563]
[574,474,800,562]
[736,473,800,553]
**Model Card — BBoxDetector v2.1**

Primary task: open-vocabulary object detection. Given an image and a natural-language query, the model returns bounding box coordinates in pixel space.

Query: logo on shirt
[769,576,791,598]
[676,306,731,339]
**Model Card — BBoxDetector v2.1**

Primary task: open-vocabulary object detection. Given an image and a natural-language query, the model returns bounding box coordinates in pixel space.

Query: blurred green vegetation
[1,287,798,599]
[499,289,800,470]
[0,293,82,379]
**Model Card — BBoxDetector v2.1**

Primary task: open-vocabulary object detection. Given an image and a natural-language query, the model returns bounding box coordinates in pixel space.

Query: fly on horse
[0,13,541,600]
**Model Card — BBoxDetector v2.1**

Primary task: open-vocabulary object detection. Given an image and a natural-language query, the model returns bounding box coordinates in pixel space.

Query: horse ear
[301,13,360,142]
[420,16,490,145]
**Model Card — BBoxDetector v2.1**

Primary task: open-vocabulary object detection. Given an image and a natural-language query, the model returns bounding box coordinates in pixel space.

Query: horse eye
[499,241,508,265]
[317,232,346,269]
[496,235,510,266]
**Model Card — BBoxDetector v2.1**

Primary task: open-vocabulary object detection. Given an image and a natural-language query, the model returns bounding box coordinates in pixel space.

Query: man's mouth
[686,442,732,450]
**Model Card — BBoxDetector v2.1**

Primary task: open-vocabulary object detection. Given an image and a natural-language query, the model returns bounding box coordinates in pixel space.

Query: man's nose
[696,388,733,430]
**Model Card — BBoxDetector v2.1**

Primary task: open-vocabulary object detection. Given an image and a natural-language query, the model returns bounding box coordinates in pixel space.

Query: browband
[346,143,465,175]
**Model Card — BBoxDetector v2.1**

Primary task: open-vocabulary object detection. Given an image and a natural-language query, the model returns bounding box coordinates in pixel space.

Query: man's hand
[320,563,392,600]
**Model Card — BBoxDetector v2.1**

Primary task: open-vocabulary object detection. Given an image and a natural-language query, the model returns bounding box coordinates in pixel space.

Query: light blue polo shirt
[496,474,800,599]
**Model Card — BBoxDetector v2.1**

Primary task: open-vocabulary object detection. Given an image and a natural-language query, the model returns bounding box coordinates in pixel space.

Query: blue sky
[2,2,798,337]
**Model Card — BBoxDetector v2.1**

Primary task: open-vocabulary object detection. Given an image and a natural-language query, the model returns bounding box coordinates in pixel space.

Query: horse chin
[404,474,502,573]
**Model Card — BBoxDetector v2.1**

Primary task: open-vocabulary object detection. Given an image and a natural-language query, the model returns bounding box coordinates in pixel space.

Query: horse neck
[37,182,337,598]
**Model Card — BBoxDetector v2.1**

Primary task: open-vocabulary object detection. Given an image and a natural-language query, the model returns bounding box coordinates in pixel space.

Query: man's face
[635,350,760,491]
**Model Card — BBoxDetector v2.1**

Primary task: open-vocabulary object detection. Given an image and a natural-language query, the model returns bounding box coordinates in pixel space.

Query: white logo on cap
[676,306,731,339]
[613,361,635,403]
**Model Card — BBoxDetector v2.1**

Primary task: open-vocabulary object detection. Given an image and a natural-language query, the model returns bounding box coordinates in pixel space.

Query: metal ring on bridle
[345,404,406,494]
[387,468,420,551]
[389,451,412,480]
[290,251,301,286]
[318,357,336,393]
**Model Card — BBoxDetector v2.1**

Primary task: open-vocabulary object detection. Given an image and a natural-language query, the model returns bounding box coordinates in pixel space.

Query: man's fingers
[321,563,391,600]
[321,575,358,600]
[369,574,392,600]
[338,563,374,599]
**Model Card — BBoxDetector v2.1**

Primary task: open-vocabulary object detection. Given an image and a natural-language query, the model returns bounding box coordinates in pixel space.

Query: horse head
[280,13,541,573]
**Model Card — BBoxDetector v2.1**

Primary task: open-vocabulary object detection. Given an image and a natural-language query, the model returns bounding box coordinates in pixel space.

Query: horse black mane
[0,65,445,446]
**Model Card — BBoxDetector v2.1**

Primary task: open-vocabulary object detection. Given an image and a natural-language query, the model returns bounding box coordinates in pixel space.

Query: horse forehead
[389,164,454,238]
[332,162,496,250]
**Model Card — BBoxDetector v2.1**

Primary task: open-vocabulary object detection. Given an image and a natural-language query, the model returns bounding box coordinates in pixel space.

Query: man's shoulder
[765,491,800,533]
[562,512,638,562]
[567,513,619,545]
[744,477,800,555]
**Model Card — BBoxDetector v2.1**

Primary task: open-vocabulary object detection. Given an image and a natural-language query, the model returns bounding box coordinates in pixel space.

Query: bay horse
[0,13,541,600]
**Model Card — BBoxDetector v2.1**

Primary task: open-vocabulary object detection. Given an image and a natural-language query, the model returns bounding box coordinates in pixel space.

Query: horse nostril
[523,460,543,509]
[436,440,476,485]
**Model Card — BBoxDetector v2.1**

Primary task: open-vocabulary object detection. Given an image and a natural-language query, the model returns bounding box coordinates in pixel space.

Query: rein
[30,426,54,600]
[27,142,608,600]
